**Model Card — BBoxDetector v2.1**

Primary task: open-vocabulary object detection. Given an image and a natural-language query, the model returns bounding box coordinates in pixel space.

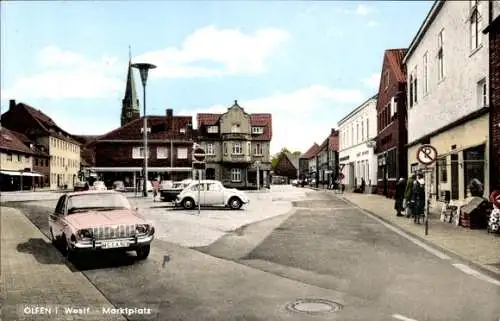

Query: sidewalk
[1,207,126,321]
[337,192,500,277]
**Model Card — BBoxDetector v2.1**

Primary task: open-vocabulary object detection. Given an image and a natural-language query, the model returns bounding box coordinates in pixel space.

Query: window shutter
[390,97,396,116]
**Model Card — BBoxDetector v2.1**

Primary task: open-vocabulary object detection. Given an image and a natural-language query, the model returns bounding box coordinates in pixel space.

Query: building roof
[9,130,50,156]
[385,48,407,83]
[337,93,378,126]
[300,143,320,159]
[0,127,35,155]
[283,152,300,170]
[197,104,272,140]
[403,0,444,63]
[11,101,81,145]
[96,115,194,141]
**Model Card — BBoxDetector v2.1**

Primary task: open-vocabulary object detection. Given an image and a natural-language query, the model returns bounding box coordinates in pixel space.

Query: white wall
[406,0,489,144]
[338,97,378,187]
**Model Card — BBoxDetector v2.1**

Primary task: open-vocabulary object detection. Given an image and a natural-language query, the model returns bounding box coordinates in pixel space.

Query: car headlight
[77,229,92,239]
[136,224,150,234]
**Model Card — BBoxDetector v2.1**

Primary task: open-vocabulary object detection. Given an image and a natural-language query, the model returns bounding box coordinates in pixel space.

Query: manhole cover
[285,298,343,314]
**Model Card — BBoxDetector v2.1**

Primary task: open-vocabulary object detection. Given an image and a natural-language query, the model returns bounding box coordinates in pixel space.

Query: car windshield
[67,193,131,214]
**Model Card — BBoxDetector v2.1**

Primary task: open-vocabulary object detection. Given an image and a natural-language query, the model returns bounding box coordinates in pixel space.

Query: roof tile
[0,128,35,155]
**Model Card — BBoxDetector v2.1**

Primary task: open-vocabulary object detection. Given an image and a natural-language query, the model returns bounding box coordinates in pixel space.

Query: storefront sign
[339,156,350,162]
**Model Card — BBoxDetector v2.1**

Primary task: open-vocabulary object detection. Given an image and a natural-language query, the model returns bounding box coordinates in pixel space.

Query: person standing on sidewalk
[405,174,416,218]
[394,177,406,216]
[412,173,426,224]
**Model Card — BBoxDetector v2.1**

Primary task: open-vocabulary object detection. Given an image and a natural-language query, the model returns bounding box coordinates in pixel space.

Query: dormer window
[207,126,218,133]
[180,128,186,134]
[2,134,12,141]
[252,127,264,134]
[231,124,241,133]
[140,127,151,134]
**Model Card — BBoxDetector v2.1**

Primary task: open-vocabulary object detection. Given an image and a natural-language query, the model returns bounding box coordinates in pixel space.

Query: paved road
[4,191,500,321]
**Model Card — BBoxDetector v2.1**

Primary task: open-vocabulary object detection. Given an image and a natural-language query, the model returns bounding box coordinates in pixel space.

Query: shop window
[463,144,485,197]
[387,149,397,179]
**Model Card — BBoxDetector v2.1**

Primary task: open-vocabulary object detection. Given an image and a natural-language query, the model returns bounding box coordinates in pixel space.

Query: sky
[0,0,433,155]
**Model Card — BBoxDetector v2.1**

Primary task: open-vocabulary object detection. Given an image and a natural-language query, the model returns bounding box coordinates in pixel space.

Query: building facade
[338,94,378,191]
[317,129,340,186]
[375,49,408,198]
[1,100,81,189]
[484,1,500,194]
[196,101,272,189]
[87,109,195,187]
[0,127,40,191]
[273,152,299,180]
[404,0,491,202]
[299,143,320,180]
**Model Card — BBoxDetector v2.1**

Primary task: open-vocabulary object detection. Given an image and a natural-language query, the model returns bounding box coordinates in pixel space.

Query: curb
[334,194,500,281]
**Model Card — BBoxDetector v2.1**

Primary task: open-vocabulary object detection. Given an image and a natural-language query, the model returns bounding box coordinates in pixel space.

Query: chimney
[331,128,336,135]
[166,109,173,117]
[9,99,16,110]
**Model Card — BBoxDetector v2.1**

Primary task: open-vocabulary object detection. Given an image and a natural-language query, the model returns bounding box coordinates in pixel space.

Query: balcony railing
[222,153,252,163]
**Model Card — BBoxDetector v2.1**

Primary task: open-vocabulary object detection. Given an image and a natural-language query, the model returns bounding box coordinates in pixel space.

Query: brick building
[374,49,408,198]
[85,109,195,187]
[196,101,272,189]
[1,100,81,189]
[484,1,500,193]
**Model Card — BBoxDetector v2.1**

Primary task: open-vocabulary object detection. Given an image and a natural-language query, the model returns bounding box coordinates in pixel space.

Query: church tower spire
[121,45,140,126]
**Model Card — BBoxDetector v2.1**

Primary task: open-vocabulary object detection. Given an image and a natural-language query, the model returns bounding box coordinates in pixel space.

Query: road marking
[392,314,420,321]
[452,263,500,287]
[356,207,451,260]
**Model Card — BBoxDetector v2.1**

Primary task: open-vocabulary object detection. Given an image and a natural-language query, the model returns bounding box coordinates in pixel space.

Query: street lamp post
[131,62,156,197]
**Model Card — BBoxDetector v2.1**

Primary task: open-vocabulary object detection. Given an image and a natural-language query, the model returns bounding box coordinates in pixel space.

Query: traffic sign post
[416,144,438,236]
[192,144,206,215]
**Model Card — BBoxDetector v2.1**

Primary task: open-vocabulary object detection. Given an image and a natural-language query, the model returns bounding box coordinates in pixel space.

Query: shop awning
[21,172,43,177]
[0,171,43,177]
[89,167,193,173]
[0,170,21,176]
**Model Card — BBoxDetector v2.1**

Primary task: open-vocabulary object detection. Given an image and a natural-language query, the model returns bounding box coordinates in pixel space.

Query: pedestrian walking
[394,177,406,216]
[405,174,416,218]
[152,180,159,202]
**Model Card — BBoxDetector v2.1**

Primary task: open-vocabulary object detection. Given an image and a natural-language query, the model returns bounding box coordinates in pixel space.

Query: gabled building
[1,100,82,189]
[87,109,195,187]
[375,48,408,198]
[273,151,299,180]
[338,94,378,192]
[316,129,340,186]
[196,100,272,189]
[404,0,491,202]
[483,1,500,194]
[299,143,320,180]
[0,127,42,191]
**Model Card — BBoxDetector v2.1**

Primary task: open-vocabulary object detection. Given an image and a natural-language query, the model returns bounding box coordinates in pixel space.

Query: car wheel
[229,197,242,210]
[136,245,150,260]
[62,236,75,262]
[182,198,195,210]
[50,229,58,247]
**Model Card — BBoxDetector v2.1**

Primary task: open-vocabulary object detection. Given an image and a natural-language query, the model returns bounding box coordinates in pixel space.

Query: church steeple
[121,46,140,126]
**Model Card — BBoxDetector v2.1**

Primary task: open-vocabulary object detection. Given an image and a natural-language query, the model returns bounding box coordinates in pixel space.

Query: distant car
[73,181,89,192]
[112,180,126,192]
[291,179,298,186]
[175,179,249,210]
[48,190,155,261]
[159,179,193,202]
[92,181,107,191]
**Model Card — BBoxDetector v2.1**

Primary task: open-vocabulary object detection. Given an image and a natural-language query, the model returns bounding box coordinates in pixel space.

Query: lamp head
[131,63,156,86]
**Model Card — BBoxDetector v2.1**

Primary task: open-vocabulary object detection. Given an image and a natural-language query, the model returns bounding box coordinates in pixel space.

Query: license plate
[102,241,128,249]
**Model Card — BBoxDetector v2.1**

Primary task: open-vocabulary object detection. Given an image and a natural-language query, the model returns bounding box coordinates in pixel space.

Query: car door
[205,183,224,205]
[49,195,66,237]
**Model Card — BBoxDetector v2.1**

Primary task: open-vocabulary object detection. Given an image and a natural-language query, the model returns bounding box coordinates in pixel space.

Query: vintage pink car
[48,190,155,261]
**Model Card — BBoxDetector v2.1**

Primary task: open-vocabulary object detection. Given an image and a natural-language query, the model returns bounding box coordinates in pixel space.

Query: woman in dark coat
[394,177,406,216]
